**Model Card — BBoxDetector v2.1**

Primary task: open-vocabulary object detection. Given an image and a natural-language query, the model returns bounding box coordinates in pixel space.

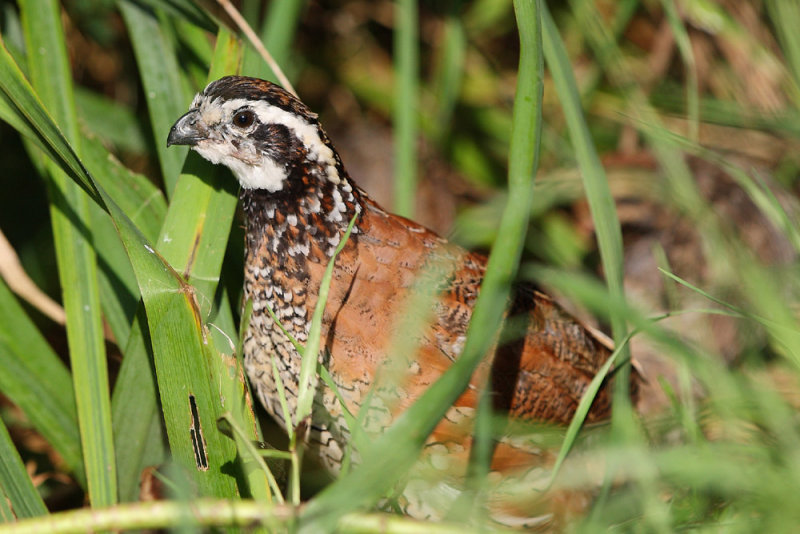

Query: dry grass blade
[0,228,65,325]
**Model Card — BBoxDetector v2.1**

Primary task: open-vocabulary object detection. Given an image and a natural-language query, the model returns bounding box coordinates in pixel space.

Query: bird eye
[233,110,255,128]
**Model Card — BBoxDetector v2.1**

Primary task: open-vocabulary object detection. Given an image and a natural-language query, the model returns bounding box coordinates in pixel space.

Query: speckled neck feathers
[238,112,364,354]
[241,167,362,266]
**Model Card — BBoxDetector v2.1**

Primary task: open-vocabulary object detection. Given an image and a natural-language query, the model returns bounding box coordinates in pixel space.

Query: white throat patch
[193,140,289,192]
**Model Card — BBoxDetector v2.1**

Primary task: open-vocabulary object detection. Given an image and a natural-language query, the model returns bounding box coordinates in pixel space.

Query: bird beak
[167,109,206,147]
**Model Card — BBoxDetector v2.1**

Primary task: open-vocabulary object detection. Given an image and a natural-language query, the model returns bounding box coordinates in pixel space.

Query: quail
[168,75,637,522]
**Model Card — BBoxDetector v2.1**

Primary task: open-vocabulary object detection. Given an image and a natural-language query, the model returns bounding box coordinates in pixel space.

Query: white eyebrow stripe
[186,91,344,191]
[215,97,342,185]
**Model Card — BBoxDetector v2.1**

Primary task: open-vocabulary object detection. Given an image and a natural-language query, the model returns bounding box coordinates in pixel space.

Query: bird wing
[303,196,633,439]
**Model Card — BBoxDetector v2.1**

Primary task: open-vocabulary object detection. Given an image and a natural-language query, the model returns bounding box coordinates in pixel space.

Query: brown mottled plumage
[168,75,637,525]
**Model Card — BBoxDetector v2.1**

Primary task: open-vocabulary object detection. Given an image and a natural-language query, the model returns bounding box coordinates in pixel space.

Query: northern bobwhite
[168,75,636,523]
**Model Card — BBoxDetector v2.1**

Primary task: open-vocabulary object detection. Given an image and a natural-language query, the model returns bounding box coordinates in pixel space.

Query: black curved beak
[167,109,206,147]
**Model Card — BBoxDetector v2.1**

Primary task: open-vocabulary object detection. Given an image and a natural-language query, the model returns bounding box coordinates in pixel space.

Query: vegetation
[1,0,800,531]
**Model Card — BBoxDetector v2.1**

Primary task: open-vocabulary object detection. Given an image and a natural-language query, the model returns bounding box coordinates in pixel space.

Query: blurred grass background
[1,0,800,531]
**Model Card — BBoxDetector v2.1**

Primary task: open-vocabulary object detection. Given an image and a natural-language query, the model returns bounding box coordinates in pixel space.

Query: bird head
[167,76,344,193]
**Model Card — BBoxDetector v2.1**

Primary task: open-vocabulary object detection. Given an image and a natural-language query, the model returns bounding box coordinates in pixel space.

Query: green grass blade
[541,4,625,342]
[35,59,118,510]
[541,4,632,417]
[79,135,168,345]
[119,0,191,198]
[0,277,84,487]
[0,418,47,520]
[156,156,238,316]
[623,119,800,362]
[84,141,168,500]
[300,1,544,527]
[392,0,419,218]
[635,118,800,253]
[291,213,358,505]
[548,334,633,485]
[77,94,166,505]
[294,214,358,429]
[660,268,800,362]
[129,276,239,499]
[79,135,167,243]
[20,0,116,508]
[153,28,269,499]
[111,307,166,502]
[111,29,247,502]
[156,29,241,313]
[214,352,276,503]
[217,414,284,504]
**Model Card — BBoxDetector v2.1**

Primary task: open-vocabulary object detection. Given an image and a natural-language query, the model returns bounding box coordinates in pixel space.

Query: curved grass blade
[541,4,633,421]
[548,334,633,486]
[294,213,358,429]
[80,136,168,346]
[136,0,216,32]
[217,413,284,504]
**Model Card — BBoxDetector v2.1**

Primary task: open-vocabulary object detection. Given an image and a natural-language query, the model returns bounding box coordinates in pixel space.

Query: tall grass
[1,0,800,532]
